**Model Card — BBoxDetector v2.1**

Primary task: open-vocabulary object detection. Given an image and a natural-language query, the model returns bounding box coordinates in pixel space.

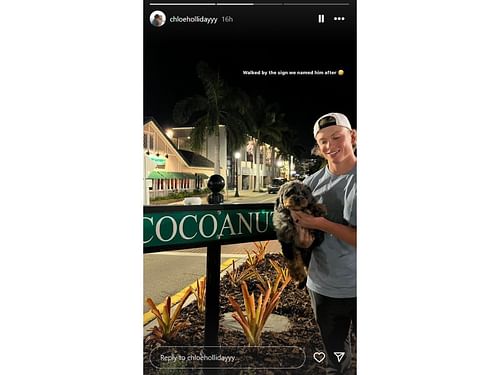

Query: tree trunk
[214,125,221,176]
[271,147,276,179]
[255,138,261,192]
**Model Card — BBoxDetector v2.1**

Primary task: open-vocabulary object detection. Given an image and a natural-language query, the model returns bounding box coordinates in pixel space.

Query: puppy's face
[277,181,314,211]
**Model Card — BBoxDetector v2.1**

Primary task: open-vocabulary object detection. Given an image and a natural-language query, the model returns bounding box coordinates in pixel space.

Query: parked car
[267,178,287,194]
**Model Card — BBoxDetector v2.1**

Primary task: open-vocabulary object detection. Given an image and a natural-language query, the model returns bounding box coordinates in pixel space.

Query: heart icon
[313,351,326,363]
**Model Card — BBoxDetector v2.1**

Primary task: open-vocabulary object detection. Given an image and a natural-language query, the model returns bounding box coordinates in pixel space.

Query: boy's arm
[291,211,356,248]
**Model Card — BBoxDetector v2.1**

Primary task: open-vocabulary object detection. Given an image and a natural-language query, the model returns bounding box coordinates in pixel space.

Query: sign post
[204,242,221,346]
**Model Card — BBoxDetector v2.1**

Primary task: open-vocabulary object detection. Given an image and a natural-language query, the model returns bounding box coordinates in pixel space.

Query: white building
[166,124,290,192]
[144,118,214,204]
[167,125,227,178]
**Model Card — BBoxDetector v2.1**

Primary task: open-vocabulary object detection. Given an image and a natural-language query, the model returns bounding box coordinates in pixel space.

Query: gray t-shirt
[304,164,356,298]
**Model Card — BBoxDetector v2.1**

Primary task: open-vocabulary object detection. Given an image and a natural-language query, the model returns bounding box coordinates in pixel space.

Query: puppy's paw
[297,277,307,289]
[290,268,308,289]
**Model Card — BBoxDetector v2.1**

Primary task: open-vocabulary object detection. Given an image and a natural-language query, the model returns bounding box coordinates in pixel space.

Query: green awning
[147,171,196,180]
[196,173,209,179]
[164,172,186,179]
[147,170,165,180]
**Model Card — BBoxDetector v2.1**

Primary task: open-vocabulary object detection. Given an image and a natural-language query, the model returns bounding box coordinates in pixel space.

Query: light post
[234,152,241,197]
[277,159,284,178]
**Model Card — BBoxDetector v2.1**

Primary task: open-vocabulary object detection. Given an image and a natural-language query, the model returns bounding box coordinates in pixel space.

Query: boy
[292,112,357,374]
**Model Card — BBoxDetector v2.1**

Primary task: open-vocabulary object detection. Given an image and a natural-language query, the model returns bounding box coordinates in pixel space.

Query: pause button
[318,14,325,23]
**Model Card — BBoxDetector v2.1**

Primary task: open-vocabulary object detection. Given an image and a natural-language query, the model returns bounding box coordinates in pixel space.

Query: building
[144,118,214,204]
[166,125,291,192]
[167,125,227,178]
[144,117,293,202]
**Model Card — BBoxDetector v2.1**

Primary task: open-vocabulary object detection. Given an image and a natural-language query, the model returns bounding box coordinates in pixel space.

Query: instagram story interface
[144,1,356,373]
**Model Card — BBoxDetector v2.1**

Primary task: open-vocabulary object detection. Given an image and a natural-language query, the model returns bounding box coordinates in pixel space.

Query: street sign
[144,204,276,252]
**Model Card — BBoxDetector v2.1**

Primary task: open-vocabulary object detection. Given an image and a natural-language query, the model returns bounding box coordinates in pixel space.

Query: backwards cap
[313,112,351,138]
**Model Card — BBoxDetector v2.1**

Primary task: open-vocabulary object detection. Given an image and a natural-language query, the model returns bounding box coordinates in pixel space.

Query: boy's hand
[294,225,314,248]
[290,210,320,230]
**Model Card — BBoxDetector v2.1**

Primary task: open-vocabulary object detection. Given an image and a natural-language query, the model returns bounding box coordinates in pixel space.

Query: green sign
[144,206,275,249]
[148,155,166,165]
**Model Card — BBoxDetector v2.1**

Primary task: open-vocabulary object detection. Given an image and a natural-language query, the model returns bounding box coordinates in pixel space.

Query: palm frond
[172,95,208,125]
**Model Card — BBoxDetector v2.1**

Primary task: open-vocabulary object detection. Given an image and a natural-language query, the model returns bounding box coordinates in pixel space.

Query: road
[144,191,281,313]
[165,189,279,206]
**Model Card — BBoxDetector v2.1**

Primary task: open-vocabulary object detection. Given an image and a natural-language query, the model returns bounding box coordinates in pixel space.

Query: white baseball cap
[313,112,351,138]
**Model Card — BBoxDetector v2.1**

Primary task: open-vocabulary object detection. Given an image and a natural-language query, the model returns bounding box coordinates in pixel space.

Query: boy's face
[315,126,356,164]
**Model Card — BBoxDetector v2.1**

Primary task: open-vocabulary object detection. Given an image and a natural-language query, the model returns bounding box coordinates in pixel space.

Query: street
[165,189,279,206]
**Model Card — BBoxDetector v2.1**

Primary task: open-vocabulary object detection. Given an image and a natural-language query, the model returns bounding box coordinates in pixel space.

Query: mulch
[144,253,356,374]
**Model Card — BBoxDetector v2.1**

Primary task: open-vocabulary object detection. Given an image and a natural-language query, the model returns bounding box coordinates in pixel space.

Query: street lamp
[234,152,241,197]
[277,159,284,178]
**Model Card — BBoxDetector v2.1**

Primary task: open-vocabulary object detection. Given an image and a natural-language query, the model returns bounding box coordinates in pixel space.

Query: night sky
[144,2,356,153]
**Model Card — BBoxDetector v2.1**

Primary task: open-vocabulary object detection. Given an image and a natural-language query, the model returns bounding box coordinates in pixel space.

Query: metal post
[203,177,224,373]
[234,157,240,197]
[234,152,240,198]
[204,243,221,346]
[203,243,221,372]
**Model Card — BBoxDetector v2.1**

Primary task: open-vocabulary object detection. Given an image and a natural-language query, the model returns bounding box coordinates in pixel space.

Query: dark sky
[144,3,356,153]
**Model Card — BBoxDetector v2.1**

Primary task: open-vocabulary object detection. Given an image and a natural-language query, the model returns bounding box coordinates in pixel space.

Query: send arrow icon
[333,352,345,362]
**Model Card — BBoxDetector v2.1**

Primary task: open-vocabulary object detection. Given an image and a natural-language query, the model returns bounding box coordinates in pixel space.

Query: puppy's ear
[304,185,314,200]
[274,197,280,210]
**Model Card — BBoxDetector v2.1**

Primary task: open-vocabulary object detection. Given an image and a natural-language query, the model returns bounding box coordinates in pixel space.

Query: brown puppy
[273,181,326,288]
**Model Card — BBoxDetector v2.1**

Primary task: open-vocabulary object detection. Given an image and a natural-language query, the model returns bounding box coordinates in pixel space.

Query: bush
[145,288,193,343]
[150,189,209,202]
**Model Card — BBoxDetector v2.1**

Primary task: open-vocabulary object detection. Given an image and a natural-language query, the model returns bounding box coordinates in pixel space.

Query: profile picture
[150,11,166,27]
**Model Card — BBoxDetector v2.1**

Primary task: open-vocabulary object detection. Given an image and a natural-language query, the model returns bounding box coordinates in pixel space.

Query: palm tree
[260,111,288,182]
[173,61,249,175]
[276,129,306,180]
[245,96,287,191]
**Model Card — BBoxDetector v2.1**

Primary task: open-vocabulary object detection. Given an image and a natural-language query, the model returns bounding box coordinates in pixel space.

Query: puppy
[273,181,326,288]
